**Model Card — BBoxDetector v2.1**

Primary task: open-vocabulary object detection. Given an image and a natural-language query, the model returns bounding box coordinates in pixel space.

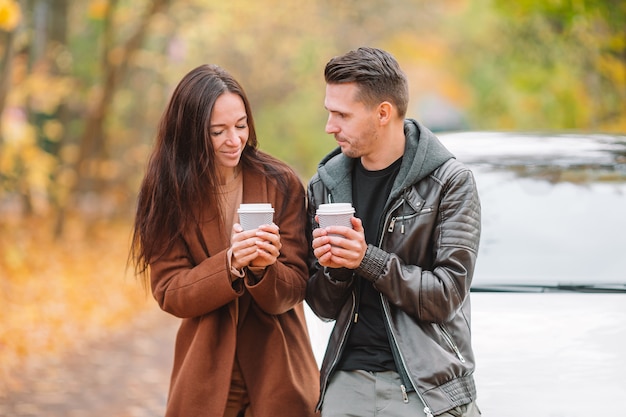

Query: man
[306,47,482,417]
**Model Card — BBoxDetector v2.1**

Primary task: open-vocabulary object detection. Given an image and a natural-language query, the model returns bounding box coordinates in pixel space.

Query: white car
[306,131,626,417]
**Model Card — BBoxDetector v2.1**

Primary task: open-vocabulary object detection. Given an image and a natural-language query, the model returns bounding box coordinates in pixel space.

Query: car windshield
[438,132,626,292]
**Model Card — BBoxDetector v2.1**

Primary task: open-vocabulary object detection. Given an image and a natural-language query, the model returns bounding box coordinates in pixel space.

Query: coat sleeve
[150,241,241,319]
[356,166,481,323]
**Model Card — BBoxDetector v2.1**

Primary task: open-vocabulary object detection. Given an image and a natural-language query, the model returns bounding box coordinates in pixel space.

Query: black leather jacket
[306,120,481,416]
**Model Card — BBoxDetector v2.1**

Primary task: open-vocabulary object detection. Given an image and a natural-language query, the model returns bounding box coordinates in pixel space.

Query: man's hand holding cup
[313,203,366,269]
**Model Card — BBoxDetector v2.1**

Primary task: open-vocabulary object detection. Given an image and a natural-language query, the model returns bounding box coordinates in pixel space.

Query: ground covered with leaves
[0,216,153,391]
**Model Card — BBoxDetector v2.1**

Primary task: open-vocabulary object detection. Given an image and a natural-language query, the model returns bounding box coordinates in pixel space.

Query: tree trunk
[55,0,171,237]
[0,31,16,144]
[74,0,171,193]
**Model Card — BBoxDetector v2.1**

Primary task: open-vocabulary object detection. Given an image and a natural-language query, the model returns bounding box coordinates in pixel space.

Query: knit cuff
[356,244,388,282]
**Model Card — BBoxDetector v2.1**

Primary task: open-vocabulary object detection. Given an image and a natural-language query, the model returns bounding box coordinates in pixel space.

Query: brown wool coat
[150,164,320,417]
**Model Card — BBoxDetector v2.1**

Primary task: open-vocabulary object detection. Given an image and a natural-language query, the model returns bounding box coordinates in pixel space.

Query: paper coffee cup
[316,203,355,229]
[237,203,274,231]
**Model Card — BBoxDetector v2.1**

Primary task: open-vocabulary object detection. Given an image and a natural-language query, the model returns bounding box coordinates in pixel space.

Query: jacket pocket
[387,206,434,233]
[435,323,466,363]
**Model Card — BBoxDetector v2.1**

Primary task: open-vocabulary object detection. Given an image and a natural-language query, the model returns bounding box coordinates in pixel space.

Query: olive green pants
[322,370,481,417]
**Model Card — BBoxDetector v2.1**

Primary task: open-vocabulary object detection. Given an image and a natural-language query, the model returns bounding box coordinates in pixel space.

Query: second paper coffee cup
[316,203,355,229]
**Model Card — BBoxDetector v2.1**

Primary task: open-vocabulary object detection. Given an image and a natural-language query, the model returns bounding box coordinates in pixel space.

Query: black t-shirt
[338,157,402,372]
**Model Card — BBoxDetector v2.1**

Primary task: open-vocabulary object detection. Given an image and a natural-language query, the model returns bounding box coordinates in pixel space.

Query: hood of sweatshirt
[316,119,454,204]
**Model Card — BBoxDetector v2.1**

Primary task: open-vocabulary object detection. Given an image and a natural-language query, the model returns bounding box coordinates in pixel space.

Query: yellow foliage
[42,119,65,142]
[0,110,58,213]
[0,0,21,32]
[0,110,37,173]
[60,143,80,164]
[23,144,57,192]
[0,108,34,144]
[598,54,626,86]
[0,217,151,388]
[25,73,75,115]
[88,0,109,20]
[387,33,472,110]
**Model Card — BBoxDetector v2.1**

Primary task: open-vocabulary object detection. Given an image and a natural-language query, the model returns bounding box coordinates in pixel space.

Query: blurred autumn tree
[1,0,172,237]
[450,0,626,130]
[2,0,623,234]
[0,0,625,381]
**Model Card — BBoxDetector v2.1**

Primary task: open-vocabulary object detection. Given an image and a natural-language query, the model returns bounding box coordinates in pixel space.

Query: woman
[130,64,320,417]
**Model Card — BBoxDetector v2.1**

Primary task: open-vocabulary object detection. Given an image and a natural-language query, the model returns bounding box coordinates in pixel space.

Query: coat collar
[202,166,271,257]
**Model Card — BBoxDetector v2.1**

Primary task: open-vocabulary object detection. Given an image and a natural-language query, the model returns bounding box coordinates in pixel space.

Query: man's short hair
[324,47,409,117]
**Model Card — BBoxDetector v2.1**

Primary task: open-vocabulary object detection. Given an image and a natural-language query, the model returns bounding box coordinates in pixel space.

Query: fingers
[312,221,366,269]
[231,241,261,270]
[248,235,280,268]
[232,223,281,269]
[256,223,280,246]
[350,216,363,232]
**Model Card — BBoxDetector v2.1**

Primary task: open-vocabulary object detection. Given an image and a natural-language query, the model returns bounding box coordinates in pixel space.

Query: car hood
[306,293,626,416]
[471,292,626,416]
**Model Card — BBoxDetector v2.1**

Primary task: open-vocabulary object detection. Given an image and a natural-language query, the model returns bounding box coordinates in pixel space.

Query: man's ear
[377,101,393,126]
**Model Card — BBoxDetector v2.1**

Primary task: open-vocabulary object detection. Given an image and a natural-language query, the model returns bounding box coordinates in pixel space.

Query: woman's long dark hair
[130,64,291,281]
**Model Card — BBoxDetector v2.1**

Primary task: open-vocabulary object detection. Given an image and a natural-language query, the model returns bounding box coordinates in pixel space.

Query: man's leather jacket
[306,120,481,416]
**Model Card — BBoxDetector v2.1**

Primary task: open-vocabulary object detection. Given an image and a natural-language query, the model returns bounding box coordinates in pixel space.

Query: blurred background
[0,0,625,414]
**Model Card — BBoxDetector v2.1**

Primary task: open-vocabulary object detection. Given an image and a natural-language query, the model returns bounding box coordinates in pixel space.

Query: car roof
[439,131,626,174]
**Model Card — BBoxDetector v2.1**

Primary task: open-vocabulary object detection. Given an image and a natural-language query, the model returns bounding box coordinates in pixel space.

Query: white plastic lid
[237,203,274,213]
[316,203,355,215]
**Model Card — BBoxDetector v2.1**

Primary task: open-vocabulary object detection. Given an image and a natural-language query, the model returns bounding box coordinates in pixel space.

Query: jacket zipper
[437,324,466,363]
[383,199,405,234]
[353,278,361,323]
[400,383,409,403]
[386,196,405,233]
[388,207,434,233]
[378,196,434,417]
[387,217,399,233]
[317,291,356,411]
[381,296,433,417]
